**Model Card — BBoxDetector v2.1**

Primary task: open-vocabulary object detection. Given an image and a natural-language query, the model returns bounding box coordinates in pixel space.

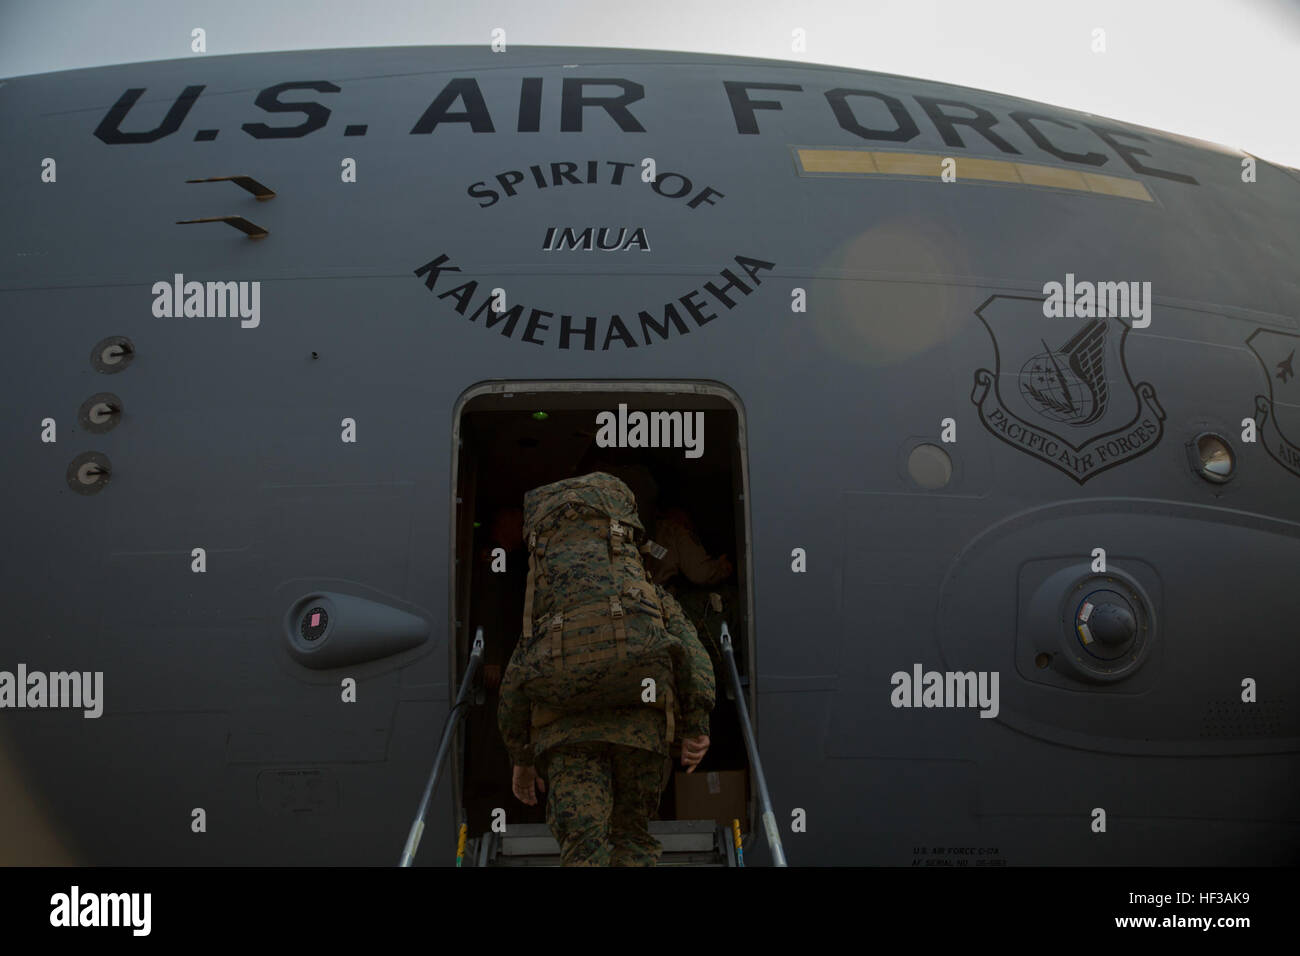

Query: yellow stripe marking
[953,157,1025,183]
[872,152,941,176]
[798,149,879,174]
[1080,171,1154,201]
[1016,163,1090,190]
[796,148,1153,201]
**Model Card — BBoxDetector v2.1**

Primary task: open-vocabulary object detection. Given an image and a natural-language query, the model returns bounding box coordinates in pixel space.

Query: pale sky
[1,0,1298,167]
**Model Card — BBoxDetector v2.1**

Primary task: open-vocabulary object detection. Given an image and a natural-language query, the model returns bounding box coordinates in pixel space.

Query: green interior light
[531,411,549,420]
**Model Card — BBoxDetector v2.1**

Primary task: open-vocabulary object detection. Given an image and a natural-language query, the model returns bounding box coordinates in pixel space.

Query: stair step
[486,820,728,866]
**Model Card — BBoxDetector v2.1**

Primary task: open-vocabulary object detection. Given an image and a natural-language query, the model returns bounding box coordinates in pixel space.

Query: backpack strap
[551,611,564,669]
[522,532,551,642]
[531,599,638,669]
[523,557,536,642]
[607,516,627,571]
[610,595,626,659]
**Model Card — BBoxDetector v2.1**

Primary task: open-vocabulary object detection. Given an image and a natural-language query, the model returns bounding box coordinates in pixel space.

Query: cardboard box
[673,769,748,830]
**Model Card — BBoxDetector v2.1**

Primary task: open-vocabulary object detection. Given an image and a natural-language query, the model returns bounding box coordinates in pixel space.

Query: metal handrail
[720,623,787,866]
[398,627,484,867]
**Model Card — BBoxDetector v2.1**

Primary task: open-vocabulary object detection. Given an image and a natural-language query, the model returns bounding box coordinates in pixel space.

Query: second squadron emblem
[1247,327,1300,478]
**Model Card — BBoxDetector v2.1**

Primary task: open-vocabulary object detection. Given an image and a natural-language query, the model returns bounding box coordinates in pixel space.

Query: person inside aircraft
[646,504,734,590]
[643,493,736,714]
[578,455,735,692]
[575,451,734,591]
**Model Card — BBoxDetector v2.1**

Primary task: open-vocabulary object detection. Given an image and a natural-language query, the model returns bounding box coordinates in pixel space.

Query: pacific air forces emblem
[1247,327,1300,477]
[971,294,1166,483]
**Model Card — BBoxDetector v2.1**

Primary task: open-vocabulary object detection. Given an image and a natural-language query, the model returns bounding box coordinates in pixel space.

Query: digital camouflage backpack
[517,472,679,720]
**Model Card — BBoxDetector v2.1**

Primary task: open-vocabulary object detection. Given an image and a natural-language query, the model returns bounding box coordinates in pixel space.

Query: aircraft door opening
[449,382,755,855]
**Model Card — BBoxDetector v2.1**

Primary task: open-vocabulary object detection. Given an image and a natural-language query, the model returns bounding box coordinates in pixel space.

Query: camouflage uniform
[499,584,715,866]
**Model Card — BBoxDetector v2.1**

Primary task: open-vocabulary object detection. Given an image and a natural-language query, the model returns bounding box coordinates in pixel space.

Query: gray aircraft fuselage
[1,45,1298,866]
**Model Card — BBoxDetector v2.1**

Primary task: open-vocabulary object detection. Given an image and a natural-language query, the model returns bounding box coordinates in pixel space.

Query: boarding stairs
[399,626,784,868]
[469,819,738,867]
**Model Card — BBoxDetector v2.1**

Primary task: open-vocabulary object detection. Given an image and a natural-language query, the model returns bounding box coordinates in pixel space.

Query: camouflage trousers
[542,742,670,867]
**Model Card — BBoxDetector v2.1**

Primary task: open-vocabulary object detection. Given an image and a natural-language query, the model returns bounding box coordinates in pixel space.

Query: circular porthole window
[906,443,952,490]
[1188,432,1234,484]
